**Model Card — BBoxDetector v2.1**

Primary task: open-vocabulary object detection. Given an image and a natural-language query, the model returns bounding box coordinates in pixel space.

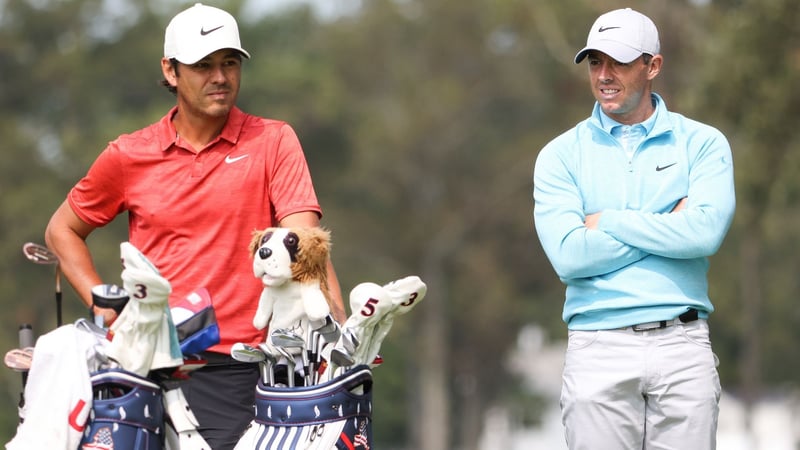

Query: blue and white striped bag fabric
[235,365,373,450]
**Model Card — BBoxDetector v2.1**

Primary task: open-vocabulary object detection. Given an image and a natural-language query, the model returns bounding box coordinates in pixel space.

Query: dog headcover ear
[249,228,275,257]
[291,227,331,283]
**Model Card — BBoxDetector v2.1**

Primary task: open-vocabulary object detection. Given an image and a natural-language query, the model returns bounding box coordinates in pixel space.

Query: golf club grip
[92,296,128,314]
[56,292,63,327]
[18,324,33,391]
[19,324,33,349]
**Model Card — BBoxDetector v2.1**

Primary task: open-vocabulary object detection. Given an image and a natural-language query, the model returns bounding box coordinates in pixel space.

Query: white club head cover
[343,282,395,330]
[383,275,427,315]
[360,276,427,366]
[338,282,394,366]
[106,242,183,376]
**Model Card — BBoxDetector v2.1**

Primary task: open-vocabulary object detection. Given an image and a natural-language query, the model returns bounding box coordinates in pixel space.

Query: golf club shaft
[56,267,62,327]
[22,243,62,327]
[17,324,33,418]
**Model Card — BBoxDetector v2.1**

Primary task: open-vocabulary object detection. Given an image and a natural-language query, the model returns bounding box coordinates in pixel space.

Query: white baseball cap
[164,3,250,64]
[574,8,660,64]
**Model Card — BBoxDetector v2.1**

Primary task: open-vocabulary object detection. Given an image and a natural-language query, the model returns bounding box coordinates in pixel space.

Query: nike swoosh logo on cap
[225,154,249,164]
[656,163,677,172]
[598,26,621,32]
[200,25,224,36]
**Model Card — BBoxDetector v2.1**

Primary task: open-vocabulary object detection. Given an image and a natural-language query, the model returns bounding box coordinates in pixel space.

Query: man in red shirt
[44,3,345,448]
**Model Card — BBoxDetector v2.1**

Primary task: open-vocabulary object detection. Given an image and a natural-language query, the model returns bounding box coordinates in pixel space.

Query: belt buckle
[631,320,667,332]
[678,308,699,323]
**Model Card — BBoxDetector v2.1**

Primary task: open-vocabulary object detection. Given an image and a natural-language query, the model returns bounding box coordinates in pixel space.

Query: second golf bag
[234,365,373,450]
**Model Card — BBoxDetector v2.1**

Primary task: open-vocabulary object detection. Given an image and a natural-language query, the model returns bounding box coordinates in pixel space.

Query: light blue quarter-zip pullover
[533,93,735,330]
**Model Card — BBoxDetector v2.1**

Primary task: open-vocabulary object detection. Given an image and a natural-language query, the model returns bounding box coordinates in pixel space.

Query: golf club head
[74,318,111,341]
[231,342,267,363]
[257,343,278,363]
[311,315,342,343]
[330,347,355,367]
[339,328,360,353]
[22,242,58,265]
[274,346,296,387]
[270,328,305,349]
[4,348,33,372]
[91,284,130,315]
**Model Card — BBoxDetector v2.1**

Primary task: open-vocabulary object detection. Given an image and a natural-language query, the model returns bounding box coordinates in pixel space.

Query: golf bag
[234,365,373,450]
[79,369,165,449]
[6,282,218,450]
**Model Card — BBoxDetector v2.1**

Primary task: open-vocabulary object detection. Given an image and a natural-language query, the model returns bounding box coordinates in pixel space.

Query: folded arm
[533,152,649,281]
[595,138,735,259]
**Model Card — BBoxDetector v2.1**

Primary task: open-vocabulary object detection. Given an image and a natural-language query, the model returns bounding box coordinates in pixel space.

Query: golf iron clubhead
[258,343,278,386]
[271,329,309,386]
[310,315,341,343]
[231,343,267,363]
[23,243,62,327]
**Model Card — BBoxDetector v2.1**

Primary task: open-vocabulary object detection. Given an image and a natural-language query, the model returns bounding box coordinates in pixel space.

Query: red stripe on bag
[340,432,355,450]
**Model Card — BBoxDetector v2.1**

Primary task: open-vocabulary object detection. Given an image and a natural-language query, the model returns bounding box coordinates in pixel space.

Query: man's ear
[647,54,663,80]
[161,57,178,88]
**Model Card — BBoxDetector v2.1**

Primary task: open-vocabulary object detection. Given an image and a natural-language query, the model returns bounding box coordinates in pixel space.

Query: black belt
[198,351,251,366]
[628,309,699,332]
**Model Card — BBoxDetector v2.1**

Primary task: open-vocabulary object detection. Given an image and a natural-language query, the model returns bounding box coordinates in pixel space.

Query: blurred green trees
[1,0,798,448]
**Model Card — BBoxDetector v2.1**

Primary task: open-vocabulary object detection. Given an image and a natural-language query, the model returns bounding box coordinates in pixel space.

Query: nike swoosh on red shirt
[225,154,249,164]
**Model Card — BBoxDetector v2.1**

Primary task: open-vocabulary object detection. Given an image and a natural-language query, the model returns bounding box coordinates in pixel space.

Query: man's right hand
[91,305,119,327]
[584,212,602,230]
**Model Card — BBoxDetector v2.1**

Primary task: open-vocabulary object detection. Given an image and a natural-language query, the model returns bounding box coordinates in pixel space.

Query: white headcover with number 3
[106,242,183,376]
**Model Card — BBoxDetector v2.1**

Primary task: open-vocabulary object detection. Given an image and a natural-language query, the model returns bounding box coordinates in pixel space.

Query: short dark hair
[160,58,180,95]
[642,54,653,65]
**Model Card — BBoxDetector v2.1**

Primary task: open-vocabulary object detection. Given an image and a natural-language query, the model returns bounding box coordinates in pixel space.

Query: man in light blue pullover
[533,8,735,450]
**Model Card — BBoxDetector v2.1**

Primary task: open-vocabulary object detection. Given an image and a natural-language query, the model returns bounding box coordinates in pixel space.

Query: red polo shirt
[69,106,322,353]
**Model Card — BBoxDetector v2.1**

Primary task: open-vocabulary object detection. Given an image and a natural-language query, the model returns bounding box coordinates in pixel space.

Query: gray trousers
[561,320,720,450]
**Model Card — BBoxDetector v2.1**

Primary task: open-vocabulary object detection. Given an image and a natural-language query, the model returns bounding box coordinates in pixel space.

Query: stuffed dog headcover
[249,227,332,337]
